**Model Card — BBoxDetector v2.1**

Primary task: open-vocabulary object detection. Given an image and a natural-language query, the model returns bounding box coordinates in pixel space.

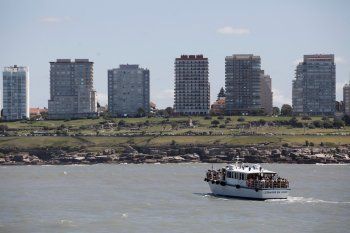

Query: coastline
[1,144,349,165]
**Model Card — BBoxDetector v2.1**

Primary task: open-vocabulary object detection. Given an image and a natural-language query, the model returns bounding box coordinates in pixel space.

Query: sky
[0,0,349,109]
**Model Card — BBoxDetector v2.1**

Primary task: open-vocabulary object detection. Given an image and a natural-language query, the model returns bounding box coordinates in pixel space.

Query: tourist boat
[204,157,290,200]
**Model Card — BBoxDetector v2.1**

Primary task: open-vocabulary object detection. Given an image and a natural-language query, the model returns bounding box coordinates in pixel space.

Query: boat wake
[194,192,229,201]
[315,163,350,166]
[267,196,350,204]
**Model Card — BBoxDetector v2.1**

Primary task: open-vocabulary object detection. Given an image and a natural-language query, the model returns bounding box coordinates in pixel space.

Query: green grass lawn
[0,116,349,151]
[0,134,349,151]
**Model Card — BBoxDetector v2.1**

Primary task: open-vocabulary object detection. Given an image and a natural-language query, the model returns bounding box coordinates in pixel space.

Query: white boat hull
[209,182,289,200]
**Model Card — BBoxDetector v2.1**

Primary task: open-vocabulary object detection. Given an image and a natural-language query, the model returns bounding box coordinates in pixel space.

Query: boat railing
[246,179,289,189]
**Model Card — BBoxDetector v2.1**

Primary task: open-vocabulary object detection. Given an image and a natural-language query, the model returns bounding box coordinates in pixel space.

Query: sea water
[0,163,349,233]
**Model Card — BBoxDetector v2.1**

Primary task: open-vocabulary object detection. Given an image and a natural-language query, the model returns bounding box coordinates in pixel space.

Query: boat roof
[225,164,276,174]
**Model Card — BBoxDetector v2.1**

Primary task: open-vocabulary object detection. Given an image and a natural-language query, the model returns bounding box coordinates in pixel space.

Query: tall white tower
[2,65,29,120]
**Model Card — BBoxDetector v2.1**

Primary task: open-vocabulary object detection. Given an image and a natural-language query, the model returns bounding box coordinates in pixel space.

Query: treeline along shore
[0,116,350,165]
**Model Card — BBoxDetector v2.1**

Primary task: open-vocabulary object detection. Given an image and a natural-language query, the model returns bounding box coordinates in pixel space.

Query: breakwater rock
[1,145,349,165]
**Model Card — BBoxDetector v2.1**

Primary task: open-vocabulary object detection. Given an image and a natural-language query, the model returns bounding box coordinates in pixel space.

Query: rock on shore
[0,145,349,165]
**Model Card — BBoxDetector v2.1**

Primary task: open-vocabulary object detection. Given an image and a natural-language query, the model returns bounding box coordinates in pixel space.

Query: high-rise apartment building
[292,54,335,116]
[174,55,210,115]
[48,59,97,119]
[108,64,150,117]
[344,82,350,115]
[2,65,29,120]
[260,71,273,115]
[225,54,269,115]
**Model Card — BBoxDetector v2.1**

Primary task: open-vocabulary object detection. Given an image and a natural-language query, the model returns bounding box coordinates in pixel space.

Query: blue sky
[1,0,349,108]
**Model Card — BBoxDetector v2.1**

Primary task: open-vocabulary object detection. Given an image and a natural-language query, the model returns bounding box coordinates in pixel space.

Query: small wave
[315,163,349,166]
[121,213,128,218]
[57,219,75,227]
[267,196,350,204]
[64,164,88,167]
[63,171,68,175]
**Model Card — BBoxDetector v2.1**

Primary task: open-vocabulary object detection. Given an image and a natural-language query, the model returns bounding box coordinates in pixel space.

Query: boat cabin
[205,161,289,189]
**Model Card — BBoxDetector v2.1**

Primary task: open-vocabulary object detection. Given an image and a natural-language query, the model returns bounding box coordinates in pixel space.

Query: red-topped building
[174,55,210,115]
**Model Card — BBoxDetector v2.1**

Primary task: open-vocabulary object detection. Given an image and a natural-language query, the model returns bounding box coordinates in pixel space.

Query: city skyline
[0,0,349,108]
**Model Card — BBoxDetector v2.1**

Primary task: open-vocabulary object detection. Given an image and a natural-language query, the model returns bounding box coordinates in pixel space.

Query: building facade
[260,71,273,115]
[225,54,271,115]
[174,55,210,115]
[292,54,336,116]
[2,65,29,120]
[48,59,97,119]
[108,64,150,117]
[344,83,350,115]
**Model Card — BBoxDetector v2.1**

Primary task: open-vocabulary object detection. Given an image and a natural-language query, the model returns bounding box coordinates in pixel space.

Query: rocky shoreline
[1,144,350,165]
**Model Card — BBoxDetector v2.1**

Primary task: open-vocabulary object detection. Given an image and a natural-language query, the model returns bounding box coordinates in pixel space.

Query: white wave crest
[316,163,350,166]
[57,219,75,226]
[268,196,350,204]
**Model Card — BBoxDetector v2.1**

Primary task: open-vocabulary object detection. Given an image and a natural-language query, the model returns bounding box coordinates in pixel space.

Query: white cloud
[40,16,72,23]
[335,56,346,64]
[272,88,291,107]
[217,26,250,35]
[152,89,174,108]
[97,93,108,106]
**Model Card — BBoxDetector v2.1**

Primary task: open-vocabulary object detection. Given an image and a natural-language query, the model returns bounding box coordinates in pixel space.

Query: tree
[272,107,280,116]
[289,116,298,126]
[171,122,178,130]
[217,87,225,100]
[165,107,174,116]
[281,104,293,116]
[0,125,9,133]
[333,119,345,128]
[313,120,323,128]
[259,119,266,125]
[237,117,245,122]
[211,120,220,127]
[118,120,126,127]
[343,115,350,126]
[137,107,145,117]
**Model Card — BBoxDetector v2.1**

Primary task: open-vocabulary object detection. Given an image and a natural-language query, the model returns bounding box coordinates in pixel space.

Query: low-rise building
[211,97,225,115]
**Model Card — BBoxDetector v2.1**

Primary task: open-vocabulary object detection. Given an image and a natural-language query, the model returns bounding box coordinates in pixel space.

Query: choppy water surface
[0,163,349,233]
